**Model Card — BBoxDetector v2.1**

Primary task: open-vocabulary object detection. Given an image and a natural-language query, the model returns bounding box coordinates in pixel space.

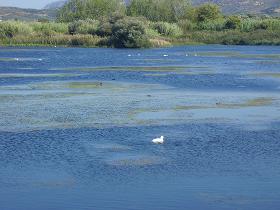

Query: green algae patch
[193,52,280,59]
[194,52,239,57]
[174,105,211,111]
[216,97,274,109]
[0,58,19,62]
[144,73,168,77]
[251,72,280,79]
[67,82,103,89]
[0,73,80,78]
[131,58,181,63]
[50,65,207,72]
[246,98,275,106]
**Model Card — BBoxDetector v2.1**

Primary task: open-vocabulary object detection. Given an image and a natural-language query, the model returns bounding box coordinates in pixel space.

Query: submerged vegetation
[0,0,280,48]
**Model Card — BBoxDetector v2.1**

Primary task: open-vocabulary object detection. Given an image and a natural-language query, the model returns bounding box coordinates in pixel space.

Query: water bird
[163,54,168,57]
[128,54,132,57]
[152,136,164,144]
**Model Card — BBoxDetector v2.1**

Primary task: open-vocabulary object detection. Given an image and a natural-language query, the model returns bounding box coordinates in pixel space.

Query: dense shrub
[110,18,151,48]
[145,28,160,38]
[68,19,99,35]
[197,19,225,31]
[0,21,33,38]
[225,16,241,30]
[195,3,221,22]
[177,19,196,32]
[152,22,183,37]
[30,22,68,36]
[95,14,125,36]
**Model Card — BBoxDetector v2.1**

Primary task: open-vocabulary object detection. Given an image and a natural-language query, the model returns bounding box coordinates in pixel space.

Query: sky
[0,0,55,9]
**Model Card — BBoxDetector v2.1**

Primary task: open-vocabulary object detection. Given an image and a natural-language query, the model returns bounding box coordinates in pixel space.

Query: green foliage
[68,19,100,35]
[197,19,225,31]
[183,30,280,45]
[195,3,221,22]
[1,2,280,48]
[177,19,196,32]
[145,28,160,38]
[0,21,32,38]
[30,22,68,35]
[240,18,280,32]
[95,14,126,36]
[1,33,102,47]
[57,0,126,22]
[127,0,191,22]
[151,22,183,37]
[110,17,151,48]
[225,16,241,30]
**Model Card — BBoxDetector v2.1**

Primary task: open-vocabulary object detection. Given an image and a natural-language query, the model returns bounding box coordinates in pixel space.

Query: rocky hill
[44,0,68,10]
[193,0,280,15]
[0,7,56,21]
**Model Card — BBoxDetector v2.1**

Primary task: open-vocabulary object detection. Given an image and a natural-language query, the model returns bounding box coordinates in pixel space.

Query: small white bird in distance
[152,136,164,144]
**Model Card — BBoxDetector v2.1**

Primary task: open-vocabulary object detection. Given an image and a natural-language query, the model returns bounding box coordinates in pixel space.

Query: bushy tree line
[1,0,280,48]
[57,0,126,22]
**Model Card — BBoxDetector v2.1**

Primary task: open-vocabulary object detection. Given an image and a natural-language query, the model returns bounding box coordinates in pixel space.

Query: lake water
[0,45,280,210]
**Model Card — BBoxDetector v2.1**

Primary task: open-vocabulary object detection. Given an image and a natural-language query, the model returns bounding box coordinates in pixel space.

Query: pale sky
[0,0,55,9]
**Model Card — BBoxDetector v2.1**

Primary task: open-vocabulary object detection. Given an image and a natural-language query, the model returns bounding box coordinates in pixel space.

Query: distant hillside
[0,7,56,21]
[44,0,67,10]
[193,0,280,15]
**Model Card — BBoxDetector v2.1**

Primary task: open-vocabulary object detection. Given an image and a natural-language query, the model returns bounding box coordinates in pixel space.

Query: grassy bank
[1,1,280,48]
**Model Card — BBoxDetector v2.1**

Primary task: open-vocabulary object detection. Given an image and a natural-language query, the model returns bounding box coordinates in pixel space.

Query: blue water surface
[0,45,280,210]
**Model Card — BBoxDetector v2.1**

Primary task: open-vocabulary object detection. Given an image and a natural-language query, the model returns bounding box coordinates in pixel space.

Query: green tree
[57,0,126,22]
[110,17,151,48]
[195,3,221,22]
[127,0,191,22]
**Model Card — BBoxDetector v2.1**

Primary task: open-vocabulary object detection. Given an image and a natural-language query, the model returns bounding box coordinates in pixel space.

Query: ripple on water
[105,154,165,167]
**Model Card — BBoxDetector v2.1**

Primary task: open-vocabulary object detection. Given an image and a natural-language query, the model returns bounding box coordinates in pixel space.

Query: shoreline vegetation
[1,0,280,48]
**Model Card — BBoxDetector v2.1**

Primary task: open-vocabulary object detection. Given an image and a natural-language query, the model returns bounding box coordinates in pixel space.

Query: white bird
[163,54,168,57]
[152,136,164,144]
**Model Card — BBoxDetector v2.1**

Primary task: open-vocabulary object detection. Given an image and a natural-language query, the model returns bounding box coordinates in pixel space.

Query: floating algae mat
[50,65,208,72]
[215,97,275,108]
[0,73,80,78]
[250,72,280,79]
[194,51,280,59]
[0,80,279,132]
